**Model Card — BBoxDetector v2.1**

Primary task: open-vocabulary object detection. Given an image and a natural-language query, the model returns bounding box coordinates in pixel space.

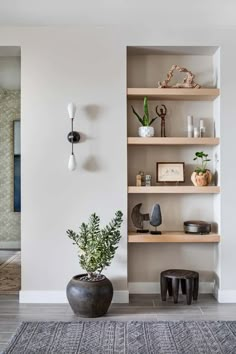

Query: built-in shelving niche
[127,46,220,288]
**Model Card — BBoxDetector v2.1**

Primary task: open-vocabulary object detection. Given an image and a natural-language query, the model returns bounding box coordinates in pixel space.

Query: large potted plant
[191,151,212,186]
[66,210,123,317]
[131,96,157,137]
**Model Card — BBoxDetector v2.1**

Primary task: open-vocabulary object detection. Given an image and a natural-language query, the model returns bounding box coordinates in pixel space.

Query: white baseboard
[19,290,129,304]
[20,291,67,303]
[20,285,236,304]
[128,282,214,294]
[129,282,160,294]
[214,285,236,303]
[0,241,21,249]
[112,290,129,303]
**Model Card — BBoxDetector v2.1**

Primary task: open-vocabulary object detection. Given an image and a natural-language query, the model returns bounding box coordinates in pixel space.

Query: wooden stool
[160,269,199,305]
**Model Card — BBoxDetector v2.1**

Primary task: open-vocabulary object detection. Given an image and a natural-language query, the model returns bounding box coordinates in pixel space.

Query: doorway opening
[0,46,21,294]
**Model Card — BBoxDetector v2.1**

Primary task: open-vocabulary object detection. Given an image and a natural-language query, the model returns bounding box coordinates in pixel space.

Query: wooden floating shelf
[128,231,220,243]
[128,137,220,146]
[127,88,220,101]
[128,186,220,194]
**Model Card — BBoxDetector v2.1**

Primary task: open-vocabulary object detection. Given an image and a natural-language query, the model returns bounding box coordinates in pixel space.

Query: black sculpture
[150,203,162,234]
[131,203,149,233]
[131,203,162,234]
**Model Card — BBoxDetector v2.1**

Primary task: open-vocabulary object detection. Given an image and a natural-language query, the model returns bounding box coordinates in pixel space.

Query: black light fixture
[67,103,80,171]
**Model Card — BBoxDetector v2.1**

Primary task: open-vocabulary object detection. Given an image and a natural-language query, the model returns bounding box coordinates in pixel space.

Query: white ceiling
[0,0,235,27]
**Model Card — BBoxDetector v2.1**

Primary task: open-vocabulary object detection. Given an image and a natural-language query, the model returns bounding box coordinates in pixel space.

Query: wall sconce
[67,102,80,171]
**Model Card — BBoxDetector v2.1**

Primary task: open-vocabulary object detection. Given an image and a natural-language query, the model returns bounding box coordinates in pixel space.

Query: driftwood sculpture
[158,65,201,89]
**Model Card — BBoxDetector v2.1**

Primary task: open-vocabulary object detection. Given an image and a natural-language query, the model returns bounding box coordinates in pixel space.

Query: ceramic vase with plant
[66,210,123,317]
[131,96,157,137]
[191,151,212,186]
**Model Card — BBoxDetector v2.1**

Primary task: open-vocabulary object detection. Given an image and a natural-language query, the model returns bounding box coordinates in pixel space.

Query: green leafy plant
[131,96,157,126]
[66,211,123,280]
[193,151,211,174]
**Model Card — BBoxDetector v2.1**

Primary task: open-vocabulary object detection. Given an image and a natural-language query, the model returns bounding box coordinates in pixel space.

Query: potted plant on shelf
[66,210,123,317]
[131,96,157,137]
[191,151,212,186]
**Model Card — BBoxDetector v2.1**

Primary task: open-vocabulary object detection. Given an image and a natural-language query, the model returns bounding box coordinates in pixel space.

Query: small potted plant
[191,151,212,186]
[66,210,123,317]
[131,96,157,137]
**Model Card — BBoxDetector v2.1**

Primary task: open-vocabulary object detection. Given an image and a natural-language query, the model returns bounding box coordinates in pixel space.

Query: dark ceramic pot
[66,274,113,317]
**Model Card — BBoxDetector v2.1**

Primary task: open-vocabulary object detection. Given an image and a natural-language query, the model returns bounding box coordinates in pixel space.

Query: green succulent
[67,211,123,279]
[131,96,157,126]
[193,151,211,174]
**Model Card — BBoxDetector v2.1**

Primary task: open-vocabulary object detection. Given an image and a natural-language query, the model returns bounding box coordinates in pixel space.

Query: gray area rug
[3,321,236,353]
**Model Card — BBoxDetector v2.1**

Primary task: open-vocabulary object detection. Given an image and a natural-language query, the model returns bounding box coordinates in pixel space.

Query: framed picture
[13,120,21,212]
[156,162,185,183]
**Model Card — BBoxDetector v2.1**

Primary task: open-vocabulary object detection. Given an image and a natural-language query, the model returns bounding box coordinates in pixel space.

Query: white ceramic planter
[138,126,154,137]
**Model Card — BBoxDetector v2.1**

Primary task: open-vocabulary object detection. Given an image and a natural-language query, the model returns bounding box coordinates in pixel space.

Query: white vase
[138,126,154,137]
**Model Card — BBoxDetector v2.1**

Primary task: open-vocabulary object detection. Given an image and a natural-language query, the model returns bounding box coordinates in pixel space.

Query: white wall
[0,26,235,302]
[1,0,236,27]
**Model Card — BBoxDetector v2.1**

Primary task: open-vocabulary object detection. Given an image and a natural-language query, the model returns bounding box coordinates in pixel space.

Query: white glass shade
[67,102,76,119]
[68,154,76,171]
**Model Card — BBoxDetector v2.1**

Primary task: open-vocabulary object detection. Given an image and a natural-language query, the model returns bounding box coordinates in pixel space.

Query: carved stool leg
[181,279,186,294]
[161,276,168,301]
[167,278,173,297]
[193,276,199,301]
[172,278,179,304]
[186,278,193,305]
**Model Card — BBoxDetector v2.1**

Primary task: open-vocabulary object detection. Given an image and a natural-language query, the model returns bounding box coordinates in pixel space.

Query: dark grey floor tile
[0,306,68,315]
[0,342,8,352]
[0,303,70,311]
[0,295,18,302]
[0,323,18,332]
[108,307,159,315]
[0,293,236,332]
[153,294,217,307]
[0,332,14,342]
[200,305,236,314]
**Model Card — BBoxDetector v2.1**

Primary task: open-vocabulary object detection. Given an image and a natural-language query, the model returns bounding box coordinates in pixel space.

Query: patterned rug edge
[3,320,236,354]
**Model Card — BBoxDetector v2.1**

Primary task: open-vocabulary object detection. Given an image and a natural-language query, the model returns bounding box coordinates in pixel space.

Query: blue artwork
[14,155,21,212]
[14,121,21,212]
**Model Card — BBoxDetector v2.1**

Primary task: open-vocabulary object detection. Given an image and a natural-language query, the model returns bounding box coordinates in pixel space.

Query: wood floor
[1,294,236,351]
[0,251,17,267]
[0,250,21,294]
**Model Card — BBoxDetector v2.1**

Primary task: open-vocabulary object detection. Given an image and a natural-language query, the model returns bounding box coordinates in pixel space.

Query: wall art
[13,120,21,212]
[156,162,185,183]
